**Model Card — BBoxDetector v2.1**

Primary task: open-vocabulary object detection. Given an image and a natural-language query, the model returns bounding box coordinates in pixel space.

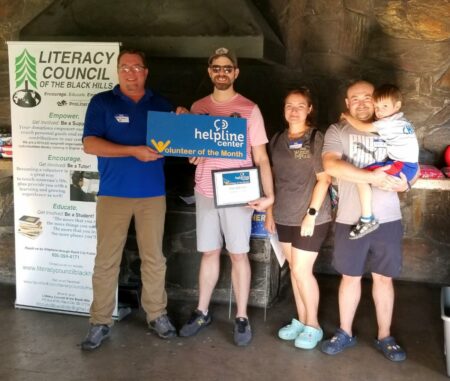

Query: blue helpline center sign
[147,111,247,159]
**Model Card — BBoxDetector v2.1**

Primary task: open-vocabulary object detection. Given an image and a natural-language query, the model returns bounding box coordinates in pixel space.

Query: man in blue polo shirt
[80,48,177,350]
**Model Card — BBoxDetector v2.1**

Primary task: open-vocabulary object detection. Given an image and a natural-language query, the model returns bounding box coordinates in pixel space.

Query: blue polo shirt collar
[112,84,154,103]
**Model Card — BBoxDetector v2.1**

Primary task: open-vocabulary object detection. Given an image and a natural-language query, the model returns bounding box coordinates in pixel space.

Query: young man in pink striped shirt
[179,48,274,346]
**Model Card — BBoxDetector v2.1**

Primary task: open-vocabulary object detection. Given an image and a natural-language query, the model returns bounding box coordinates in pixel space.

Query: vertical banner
[8,41,120,316]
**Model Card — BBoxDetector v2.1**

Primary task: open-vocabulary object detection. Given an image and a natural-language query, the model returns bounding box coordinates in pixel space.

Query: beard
[212,75,233,91]
[215,82,232,90]
[353,107,374,122]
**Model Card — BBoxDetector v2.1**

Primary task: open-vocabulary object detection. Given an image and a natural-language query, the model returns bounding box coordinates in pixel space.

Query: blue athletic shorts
[333,220,403,277]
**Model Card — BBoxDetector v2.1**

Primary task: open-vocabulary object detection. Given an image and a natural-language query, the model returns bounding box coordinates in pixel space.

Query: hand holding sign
[188,156,204,166]
[175,106,189,115]
[133,146,163,162]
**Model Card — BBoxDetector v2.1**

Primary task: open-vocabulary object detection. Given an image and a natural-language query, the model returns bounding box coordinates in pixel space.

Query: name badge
[289,140,303,149]
[115,114,129,123]
[373,138,386,148]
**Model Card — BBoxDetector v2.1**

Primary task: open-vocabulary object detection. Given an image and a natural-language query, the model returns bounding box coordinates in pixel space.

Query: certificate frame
[212,167,262,208]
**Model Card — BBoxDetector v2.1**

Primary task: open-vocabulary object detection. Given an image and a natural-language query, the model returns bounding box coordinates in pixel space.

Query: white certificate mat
[212,167,261,208]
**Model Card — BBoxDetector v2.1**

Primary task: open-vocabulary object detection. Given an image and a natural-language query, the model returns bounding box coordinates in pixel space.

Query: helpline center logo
[194,118,245,148]
[12,49,41,108]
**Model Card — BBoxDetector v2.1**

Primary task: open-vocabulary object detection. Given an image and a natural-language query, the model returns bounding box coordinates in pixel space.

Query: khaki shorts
[195,191,254,254]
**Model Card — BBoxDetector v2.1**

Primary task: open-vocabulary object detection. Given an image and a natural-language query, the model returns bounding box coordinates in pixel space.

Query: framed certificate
[212,167,262,208]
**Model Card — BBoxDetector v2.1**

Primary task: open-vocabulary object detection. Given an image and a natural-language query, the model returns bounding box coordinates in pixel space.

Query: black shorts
[333,220,403,277]
[276,222,331,252]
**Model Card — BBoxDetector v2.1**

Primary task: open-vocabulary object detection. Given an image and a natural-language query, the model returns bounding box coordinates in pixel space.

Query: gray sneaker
[179,309,212,337]
[234,317,252,346]
[149,314,177,339]
[80,324,111,351]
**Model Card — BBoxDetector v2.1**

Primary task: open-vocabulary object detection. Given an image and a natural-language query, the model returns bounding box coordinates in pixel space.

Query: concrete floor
[0,274,448,381]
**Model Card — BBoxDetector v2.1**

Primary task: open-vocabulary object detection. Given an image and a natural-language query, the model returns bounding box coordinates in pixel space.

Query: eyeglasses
[118,65,146,74]
[210,65,235,74]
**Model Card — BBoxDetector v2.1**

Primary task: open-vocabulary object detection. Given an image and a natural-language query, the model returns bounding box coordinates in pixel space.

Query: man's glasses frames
[118,65,146,74]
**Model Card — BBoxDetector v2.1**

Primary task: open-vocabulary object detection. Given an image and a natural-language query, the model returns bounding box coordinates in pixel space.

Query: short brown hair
[117,48,147,67]
[346,80,374,98]
[373,84,402,103]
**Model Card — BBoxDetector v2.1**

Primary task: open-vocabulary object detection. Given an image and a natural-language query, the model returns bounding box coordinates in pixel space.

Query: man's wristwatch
[307,207,318,217]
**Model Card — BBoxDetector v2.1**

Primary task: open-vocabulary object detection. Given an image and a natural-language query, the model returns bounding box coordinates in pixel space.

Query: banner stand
[8,41,120,318]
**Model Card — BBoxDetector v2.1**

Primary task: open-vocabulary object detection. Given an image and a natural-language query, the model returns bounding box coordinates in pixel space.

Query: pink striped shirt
[191,93,268,198]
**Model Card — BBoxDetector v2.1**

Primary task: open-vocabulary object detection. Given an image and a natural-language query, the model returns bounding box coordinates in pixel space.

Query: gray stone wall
[1,1,449,163]
[0,0,449,287]
[0,0,54,129]
[257,0,450,165]
[0,0,53,284]
[161,204,290,307]
[314,185,450,284]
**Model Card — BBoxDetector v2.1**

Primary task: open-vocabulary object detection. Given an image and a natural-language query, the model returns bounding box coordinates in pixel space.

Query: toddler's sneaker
[349,217,379,239]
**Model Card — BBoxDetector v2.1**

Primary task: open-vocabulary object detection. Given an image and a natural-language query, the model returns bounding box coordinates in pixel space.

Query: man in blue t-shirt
[80,48,177,350]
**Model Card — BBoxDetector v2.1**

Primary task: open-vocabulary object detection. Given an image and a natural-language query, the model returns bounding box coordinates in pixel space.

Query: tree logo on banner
[12,49,41,108]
